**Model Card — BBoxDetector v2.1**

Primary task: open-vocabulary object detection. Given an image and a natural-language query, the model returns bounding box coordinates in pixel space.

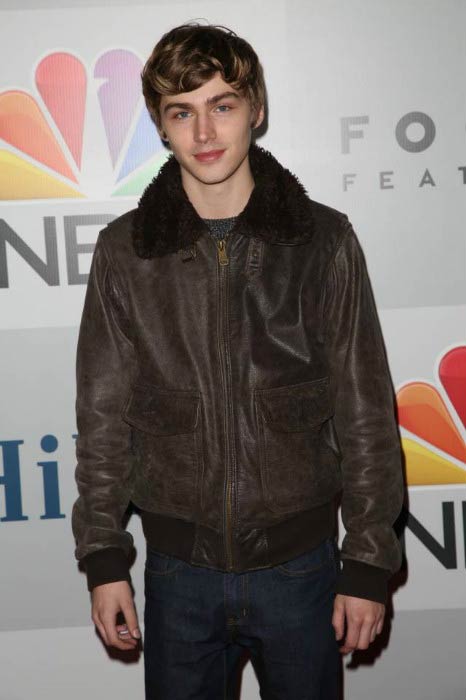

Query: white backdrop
[0,1,465,698]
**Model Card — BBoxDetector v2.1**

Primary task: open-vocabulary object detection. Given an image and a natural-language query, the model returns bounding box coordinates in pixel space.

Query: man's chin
[183,161,235,185]
[178,145,250,186]
[192,171,235,187]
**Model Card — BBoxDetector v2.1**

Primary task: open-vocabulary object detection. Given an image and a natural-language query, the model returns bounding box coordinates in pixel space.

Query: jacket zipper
[217,238,229,266]
[213,233,234,569]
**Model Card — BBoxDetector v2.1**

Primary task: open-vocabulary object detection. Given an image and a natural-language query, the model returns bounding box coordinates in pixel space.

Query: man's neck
[180,153,255,219]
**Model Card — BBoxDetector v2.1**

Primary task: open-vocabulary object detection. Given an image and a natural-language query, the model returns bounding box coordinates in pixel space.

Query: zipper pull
[216,238,229,266]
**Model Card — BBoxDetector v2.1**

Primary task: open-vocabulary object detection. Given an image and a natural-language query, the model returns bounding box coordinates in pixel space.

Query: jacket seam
[98,229,134,350]
[99,229,131,313]
[318,217,353,345]
[340,553,392,572]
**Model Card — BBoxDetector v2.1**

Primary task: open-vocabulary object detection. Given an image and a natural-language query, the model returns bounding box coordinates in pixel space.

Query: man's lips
[194,149,225,162]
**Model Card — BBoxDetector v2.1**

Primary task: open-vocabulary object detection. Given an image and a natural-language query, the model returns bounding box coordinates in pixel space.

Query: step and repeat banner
[0,1,465,698]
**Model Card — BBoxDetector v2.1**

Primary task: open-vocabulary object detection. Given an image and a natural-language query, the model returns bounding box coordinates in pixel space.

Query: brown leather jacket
[72,143,404,603]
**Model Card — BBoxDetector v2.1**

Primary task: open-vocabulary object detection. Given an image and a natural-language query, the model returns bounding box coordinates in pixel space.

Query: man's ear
[155,120,168,143]
[251,104,265,130]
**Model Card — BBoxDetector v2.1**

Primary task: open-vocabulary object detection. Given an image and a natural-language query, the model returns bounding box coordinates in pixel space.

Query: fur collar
[132,142,315,258]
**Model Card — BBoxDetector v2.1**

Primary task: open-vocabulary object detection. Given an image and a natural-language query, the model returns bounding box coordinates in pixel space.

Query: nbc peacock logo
[397,344,466,487]
[0,49,167,200]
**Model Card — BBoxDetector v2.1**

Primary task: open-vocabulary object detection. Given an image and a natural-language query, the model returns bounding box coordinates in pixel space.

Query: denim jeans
[143,535,341,699]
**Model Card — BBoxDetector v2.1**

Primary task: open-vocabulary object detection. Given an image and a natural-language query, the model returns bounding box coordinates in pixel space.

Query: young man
[72,22,404,698]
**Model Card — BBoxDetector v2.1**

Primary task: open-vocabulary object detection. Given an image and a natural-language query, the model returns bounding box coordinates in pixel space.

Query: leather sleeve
[71,229,137,592]
[321,219,405,604]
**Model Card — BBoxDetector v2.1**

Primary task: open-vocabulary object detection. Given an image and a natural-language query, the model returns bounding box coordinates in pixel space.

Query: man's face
[157,72,264,188]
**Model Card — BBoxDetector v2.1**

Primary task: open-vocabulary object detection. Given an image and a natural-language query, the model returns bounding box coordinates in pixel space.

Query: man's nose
[194,112,216,143]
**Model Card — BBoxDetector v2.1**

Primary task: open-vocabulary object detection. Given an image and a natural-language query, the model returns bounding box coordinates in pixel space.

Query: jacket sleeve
[321,218,404,604]
[71,229,138,592]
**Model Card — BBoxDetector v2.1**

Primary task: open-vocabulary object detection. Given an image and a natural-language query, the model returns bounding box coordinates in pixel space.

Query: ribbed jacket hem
[81,500,391,603]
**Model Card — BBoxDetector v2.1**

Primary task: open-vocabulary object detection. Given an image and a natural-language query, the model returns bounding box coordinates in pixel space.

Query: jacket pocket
[254,376,336,514]
[121,383,202,517]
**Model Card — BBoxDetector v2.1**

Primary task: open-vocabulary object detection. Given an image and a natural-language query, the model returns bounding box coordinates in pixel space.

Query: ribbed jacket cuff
[336,558,391,604]
[82,547,131,592]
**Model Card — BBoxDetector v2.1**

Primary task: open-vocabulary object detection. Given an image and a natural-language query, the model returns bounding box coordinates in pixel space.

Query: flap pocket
[122,384,200,436]
[254,376,332,432]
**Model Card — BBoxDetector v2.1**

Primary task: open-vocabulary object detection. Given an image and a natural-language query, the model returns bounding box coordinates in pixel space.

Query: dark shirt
[202,216,238,240]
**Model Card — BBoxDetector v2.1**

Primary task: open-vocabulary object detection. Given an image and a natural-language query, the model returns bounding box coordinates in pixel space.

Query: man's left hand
[332,594,385,654]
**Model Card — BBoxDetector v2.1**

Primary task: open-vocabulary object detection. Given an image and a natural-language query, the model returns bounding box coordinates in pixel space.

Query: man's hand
[91,580,141,650]
[332,594,384,654]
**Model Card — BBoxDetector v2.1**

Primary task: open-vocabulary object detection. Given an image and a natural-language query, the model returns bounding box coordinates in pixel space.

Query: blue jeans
[143,535,341,699]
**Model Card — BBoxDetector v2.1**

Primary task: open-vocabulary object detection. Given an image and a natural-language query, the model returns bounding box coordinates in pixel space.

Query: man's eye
[216,105,231,112]
[174,111,190,120]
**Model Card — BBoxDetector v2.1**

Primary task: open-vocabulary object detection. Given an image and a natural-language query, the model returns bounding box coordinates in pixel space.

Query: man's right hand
[91,580,141,650]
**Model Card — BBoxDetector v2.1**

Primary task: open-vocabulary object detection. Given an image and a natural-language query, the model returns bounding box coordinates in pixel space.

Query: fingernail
[132,629,141,639]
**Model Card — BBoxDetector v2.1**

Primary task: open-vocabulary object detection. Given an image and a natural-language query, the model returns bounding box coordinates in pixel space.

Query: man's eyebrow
[163,91,241,115]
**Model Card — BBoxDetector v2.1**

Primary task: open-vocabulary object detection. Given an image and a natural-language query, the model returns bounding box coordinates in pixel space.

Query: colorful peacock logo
[397,345,466,486]
[0,50,167,200]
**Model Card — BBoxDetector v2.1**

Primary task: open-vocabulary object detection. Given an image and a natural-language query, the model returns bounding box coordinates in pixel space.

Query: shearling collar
[132,142,315,258]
